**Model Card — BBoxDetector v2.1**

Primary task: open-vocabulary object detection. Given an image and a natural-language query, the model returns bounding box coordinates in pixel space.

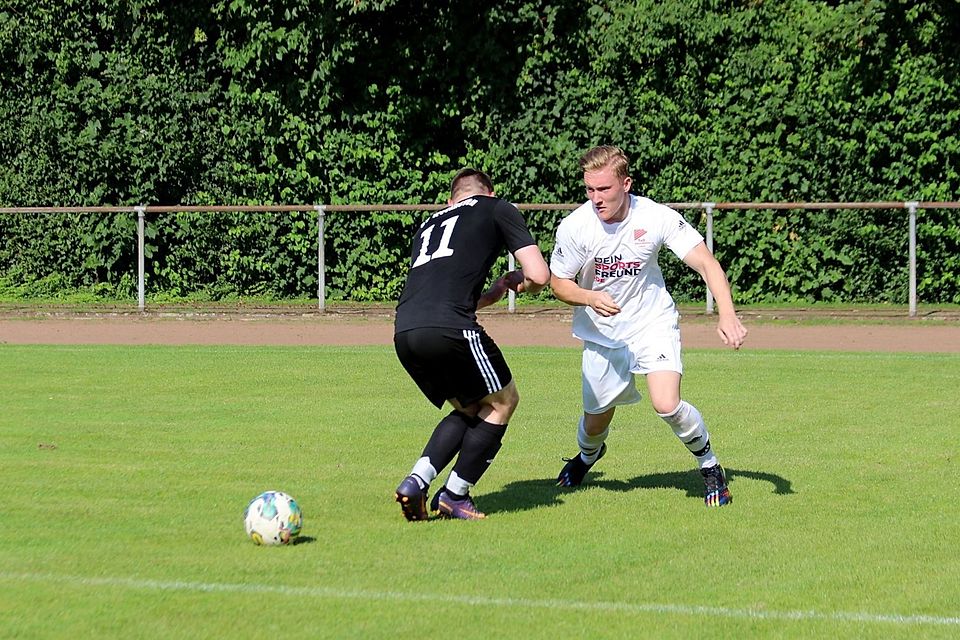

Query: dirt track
[2,308,959,353]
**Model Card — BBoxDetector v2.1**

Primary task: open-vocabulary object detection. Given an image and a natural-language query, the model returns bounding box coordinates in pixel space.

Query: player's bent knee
[651,399,680,415]
[494,381,520,408]
[480,382,520,423]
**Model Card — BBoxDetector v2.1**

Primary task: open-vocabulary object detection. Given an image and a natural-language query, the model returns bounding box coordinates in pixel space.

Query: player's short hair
[579,145,630,180]
[450,168,494,201]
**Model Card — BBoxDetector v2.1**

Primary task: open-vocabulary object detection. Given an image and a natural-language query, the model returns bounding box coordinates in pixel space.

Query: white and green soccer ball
[243,491,303,546]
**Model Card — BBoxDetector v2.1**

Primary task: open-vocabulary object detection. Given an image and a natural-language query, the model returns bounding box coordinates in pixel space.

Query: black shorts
[394,326,513,409]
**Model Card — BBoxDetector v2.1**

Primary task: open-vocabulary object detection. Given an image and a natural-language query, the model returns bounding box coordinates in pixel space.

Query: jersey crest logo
[633,228,647,242]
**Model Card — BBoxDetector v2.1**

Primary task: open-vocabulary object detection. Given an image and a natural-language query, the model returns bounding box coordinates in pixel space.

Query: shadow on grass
[479,467,794,516]
[291,536,317,545]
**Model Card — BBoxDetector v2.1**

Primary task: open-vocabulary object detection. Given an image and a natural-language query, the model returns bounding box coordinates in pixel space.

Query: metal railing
[3,201,959,316]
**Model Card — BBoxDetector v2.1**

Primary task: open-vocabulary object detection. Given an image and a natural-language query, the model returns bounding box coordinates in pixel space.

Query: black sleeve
[493,200,537,254]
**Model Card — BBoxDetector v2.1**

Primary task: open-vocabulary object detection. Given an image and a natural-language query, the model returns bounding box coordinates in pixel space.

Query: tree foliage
[1,0,958,303]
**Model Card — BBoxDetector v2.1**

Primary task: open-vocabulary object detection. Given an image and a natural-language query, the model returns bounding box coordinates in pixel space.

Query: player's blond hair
[579,145,630,180]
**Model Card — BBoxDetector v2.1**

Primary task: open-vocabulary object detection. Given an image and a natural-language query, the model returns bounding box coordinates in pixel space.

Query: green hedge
[1,1,958,303]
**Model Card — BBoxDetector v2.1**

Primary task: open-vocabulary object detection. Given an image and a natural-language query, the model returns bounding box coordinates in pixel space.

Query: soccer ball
[243,491,303,545]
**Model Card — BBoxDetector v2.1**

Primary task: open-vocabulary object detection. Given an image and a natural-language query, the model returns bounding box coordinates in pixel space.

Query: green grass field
[2,344,958,639]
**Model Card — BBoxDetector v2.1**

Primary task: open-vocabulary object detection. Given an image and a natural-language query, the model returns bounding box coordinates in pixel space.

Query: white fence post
[136,205,146,312]
[315,205,326,312]
[906,201,918,317]
[508,252,516,312]
[703,202,716,314]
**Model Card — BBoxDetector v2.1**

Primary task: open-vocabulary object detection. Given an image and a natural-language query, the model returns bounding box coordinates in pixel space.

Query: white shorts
[581,329,683,414]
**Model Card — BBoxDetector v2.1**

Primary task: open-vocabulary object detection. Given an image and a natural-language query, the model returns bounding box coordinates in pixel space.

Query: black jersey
[395,195,536,332]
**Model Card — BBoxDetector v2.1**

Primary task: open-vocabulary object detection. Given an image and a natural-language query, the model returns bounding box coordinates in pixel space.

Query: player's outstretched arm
[550,273,621,316]
[512,244,550,295]
[476,245,550,310]
[477,276,510,310]
[682,242,748,350]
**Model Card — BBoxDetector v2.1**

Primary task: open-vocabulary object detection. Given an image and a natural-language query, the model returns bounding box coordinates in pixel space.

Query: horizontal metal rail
[2,201,957,316]
[3,201,959,214]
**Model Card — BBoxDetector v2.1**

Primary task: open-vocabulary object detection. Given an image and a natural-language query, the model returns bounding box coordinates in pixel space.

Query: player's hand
[588,291,621,317]
[503,270,525,292]
[716,314,747,350]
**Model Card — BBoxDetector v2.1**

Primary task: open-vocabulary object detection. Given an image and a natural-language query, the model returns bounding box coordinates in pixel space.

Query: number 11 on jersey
[412,215,459,268]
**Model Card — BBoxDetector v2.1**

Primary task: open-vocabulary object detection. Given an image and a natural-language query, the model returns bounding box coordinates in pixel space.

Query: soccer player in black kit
[393,168,550,520]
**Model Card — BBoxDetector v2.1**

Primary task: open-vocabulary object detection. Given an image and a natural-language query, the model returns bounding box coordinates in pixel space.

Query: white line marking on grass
[694,351,958,361]
[2,571,959,627]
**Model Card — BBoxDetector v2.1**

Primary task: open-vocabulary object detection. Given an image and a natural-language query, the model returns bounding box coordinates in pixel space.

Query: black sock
[451,420,507,485]
[421,410,477,474]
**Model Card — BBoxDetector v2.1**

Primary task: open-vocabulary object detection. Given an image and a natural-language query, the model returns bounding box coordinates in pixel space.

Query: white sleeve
[550,217,588,279]
[661,206,704,260]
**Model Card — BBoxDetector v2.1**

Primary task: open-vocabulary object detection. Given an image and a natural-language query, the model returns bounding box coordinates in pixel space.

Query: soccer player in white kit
[550,145,747,506]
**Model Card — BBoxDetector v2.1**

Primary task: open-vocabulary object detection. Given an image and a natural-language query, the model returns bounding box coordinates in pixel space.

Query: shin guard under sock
[658,400,718,469]
[577,416,609,464]
[451,420,507,486]
[417,410,477,483]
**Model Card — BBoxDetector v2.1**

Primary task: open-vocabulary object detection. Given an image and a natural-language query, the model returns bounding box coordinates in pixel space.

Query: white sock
[410,457,437,489]
[444,470,473,496]
[578,416,609,464]
[658,401,718,469]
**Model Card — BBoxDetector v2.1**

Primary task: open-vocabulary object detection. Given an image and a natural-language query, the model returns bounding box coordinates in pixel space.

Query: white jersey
[550,194,704,348]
